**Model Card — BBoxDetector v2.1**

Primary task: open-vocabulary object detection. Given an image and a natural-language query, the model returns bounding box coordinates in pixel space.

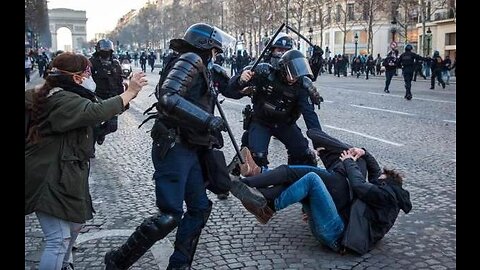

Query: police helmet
[182,23,235,53]
[433,50,440,57]
[405,44,413,51]
[271,33,294,50]
[96,39,114,52]
[278,49,313,81]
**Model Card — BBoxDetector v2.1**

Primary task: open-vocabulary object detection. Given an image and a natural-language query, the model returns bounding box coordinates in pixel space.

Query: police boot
[229,176,274,224]
[166,201,213,270]
[104,213,178,270]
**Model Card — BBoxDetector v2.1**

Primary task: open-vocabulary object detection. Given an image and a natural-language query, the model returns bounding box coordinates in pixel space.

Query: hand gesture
[339,150,356,161]
[125,71,148,96]
[348,147,365,160]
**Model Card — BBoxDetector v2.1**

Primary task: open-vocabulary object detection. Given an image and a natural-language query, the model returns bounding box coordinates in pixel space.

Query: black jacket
[90,56,124,99]
[341,156,412,254]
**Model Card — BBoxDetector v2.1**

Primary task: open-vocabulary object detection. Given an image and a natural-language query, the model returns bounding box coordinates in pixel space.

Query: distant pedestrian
[25,53,34,83]
[429,51,446,90]
[398,44,424,100]
[148,51,157,72]
[139,51,147,72]
[382,51,398,93]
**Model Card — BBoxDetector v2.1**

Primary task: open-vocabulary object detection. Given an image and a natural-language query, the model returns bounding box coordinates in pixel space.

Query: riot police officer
[430,50,446,89]
[398,44,424,100]
[262,33,323,81]
[89,39,124,148]
[223,49,322,177]
[104,23,234,270]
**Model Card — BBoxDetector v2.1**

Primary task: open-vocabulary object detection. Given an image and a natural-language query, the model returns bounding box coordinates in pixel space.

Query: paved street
[25,66,456,270]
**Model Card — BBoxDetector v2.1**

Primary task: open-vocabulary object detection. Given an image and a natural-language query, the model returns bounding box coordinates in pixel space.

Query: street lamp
[426,27,432,56]
[308,27,313,43]
[354,32,359,57]
[391,27,397,43]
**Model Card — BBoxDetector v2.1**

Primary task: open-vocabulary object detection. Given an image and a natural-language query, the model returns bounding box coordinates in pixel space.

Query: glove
[207,116,227,133]
[309,88,323,106]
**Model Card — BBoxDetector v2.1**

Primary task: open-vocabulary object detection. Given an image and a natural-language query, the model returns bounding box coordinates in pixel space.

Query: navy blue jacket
[224,69,320,129]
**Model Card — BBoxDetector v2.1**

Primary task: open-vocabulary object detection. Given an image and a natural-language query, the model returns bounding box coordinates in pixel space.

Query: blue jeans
[274,172,344,249]
[35,211,84,270]
[152,142,211,266]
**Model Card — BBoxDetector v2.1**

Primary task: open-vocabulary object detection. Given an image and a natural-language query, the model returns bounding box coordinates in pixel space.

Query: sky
[48,0,151,41]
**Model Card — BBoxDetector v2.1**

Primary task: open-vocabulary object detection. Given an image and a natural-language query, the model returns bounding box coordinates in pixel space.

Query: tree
[333,0,356,55]
[391,0,420,47]
[356,0,387,55]
[289,0,309,49]
[25,0,51,48]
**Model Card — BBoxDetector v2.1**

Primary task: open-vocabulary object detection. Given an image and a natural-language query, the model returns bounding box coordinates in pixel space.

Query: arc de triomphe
[48,8,87,52]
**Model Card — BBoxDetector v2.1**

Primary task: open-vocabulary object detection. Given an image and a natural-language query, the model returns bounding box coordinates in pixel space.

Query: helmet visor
[211,26,236,53]
[285,57,313,80]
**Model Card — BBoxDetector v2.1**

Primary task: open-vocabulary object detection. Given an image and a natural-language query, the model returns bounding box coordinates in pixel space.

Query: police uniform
[104,23,234,270]
[398,45,424,100]
[224,50,322,170]
[89,49,124,145]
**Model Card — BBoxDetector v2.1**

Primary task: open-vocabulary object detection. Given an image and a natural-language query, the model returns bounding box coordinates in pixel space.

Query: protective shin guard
[105,213,178,270]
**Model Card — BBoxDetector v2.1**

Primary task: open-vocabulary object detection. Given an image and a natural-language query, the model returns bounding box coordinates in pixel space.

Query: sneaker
[429,87,434,89]
[239,147,261,177]
[442,83,446,89]
[384,89,390,93]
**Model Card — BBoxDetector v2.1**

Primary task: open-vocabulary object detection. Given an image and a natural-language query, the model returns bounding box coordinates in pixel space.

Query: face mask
[81,76,96,92]
[99,51,111,59]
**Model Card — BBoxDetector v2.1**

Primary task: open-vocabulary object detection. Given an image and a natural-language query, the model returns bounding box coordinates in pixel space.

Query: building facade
[305,0,455,59]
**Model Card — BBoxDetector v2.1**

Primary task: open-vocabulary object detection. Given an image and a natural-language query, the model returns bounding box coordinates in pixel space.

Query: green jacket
[25,87,124,223]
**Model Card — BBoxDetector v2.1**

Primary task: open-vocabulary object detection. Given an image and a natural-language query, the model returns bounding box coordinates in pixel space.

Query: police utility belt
[150,120,178,159]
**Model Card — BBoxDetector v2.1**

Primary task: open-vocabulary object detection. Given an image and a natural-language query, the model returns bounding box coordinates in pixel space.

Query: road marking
[443,120,456,124]
[325,125,404,146]
[350,104,415,116]
[368,92,456,104]
[76,229,172,270]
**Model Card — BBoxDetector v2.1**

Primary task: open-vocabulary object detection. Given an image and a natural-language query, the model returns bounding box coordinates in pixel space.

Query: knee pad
[288,150,318,166]
[251,152,269,167]
[138,213,178,242]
